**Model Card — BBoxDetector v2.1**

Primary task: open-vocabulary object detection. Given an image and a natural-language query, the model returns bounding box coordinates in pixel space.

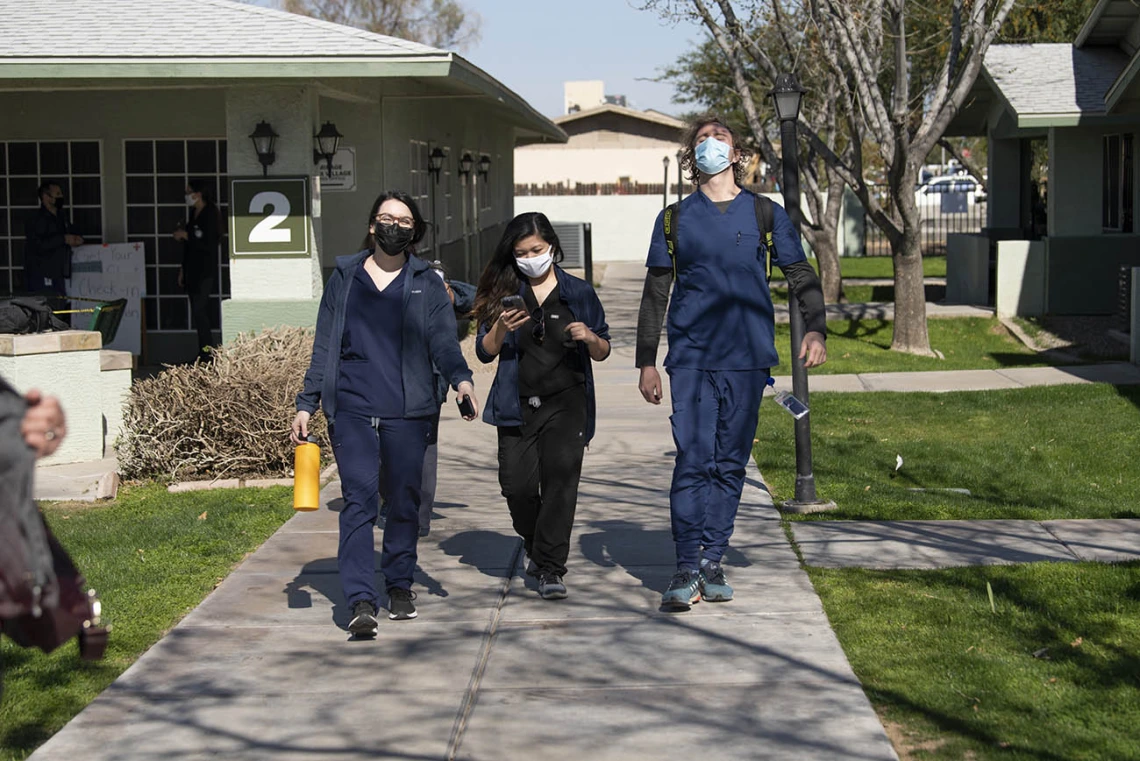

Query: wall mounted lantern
[249,121,278,177]
[458,152,475,177]
[478,154,491,178]
[312,121,344,178]
[427,147,446,181]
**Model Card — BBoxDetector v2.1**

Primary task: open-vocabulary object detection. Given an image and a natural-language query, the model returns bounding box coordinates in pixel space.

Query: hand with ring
[21,389,67,458]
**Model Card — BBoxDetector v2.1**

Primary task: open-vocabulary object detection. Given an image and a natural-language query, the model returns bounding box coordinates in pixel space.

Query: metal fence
[862,184,987,257]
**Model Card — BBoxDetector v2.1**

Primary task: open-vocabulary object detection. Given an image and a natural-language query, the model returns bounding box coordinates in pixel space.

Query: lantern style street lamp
[770,72,835,513]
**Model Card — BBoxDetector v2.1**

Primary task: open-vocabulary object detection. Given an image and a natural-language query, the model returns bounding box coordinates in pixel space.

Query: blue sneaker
[699,562,734,602]
[661,568,701,611]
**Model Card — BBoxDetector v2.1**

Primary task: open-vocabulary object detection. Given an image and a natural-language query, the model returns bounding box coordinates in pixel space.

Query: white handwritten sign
[67,243,146,355]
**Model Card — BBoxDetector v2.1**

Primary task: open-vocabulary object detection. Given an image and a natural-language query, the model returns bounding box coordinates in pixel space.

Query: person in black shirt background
[23,182,83,303]
[174,179,220,363]
[473,212,611,601]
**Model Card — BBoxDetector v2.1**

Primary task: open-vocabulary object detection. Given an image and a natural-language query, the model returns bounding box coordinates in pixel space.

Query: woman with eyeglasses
[292,190,478,638]
[473,212,611,600]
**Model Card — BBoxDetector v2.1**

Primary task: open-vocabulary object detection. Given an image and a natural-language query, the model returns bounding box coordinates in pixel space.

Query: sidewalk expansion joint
[445,537,523,761]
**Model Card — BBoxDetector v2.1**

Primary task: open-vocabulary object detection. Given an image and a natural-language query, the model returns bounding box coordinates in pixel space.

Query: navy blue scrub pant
[332,410,433,607]
[667,368,768,570]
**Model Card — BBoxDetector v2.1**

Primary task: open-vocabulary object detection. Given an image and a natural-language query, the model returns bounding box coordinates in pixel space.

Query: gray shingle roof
[0,0,446,58]
[984,43,1129,117]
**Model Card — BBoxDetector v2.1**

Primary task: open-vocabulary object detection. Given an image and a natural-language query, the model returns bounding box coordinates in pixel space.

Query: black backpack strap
[663,202,680,280]
[754,194,775,280]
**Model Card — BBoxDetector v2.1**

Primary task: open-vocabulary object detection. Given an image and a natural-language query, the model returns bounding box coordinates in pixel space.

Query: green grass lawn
[809,562,1140,761]
[770,317,1055,376]
[756,384,1140,521]
[0,484,294,761]
[771,255,947,281]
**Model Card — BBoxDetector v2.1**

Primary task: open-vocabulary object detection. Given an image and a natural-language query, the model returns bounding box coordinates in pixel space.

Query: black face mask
[372,223,415,256]
[52,197,66,209]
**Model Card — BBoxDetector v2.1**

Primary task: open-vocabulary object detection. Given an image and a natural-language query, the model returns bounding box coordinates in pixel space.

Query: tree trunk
[890,178,934,355]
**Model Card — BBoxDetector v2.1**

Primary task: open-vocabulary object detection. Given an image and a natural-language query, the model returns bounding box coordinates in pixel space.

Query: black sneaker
[525,558,539,578]
[538,573,568,600]
[348,600,378,637]
[387,587,418,620]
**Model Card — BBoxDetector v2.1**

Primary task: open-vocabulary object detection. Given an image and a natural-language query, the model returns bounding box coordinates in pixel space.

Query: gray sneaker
[661,568,701,611]
[699,562,734,602]
[538,573,568,600]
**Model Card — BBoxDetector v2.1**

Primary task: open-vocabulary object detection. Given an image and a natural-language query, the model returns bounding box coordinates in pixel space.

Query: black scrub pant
[497,384,587,578]
[187,278,215,362]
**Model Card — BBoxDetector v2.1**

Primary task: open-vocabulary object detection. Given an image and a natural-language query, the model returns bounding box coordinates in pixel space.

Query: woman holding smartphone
[473,212,610,600]
[292,190,478,638]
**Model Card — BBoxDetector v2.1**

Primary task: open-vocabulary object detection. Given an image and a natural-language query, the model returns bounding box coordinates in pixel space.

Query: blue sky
[462,1,704,117]
[249,0,704,118]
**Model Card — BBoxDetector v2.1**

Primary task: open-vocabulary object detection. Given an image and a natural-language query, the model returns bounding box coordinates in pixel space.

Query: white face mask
[516,246,554,279]
[185,194,198,206]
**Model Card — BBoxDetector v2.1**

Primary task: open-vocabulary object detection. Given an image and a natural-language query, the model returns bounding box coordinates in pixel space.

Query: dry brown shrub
[118,327,327,481]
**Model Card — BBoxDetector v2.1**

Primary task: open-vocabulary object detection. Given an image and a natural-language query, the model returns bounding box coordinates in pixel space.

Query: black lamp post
[312,121,344,178]
[427,147,446,258]
[249,121,278,177]
[770,72,835,514]
[676,149,684,205]
[661,155,670,209]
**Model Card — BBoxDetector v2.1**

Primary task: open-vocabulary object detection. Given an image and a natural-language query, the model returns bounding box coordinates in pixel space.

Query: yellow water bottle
[293,436,321,511]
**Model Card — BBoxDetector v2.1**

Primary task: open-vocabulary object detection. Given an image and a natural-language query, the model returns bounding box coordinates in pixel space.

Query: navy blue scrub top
[337,262,406,418]
[646,188,807,371]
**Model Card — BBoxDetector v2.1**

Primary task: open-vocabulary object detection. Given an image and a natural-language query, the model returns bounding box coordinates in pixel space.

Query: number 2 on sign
[249,191,292,243]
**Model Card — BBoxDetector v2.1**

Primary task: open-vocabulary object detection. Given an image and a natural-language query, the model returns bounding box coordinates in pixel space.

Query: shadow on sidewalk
[283,554,450,631]
[578,519,751,594]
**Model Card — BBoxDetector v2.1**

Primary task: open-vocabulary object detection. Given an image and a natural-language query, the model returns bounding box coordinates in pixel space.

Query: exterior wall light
[458,152,475,176]
[312,121,344,178]
[478,154,491,178]
[428,147,446,182]
[249,121,278,177]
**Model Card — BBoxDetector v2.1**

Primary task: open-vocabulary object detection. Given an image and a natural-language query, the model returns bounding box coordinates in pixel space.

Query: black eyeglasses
[531,306,545,344]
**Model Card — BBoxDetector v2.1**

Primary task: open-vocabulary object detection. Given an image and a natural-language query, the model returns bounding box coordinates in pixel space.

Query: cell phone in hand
[457,395,476,418]
[501,295,525,312]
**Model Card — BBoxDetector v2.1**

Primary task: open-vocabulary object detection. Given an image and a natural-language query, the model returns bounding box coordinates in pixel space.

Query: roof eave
[448,56,567,144]
[0,55,455,80]
[1105,50,1140,112]
[1075,0,1114,48]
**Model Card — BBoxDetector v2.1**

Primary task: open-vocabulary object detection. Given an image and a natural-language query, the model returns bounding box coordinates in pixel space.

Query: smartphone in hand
[501,295,525,312]
[457,395,476,418]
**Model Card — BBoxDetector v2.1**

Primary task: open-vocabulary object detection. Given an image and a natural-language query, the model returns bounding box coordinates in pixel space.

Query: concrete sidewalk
[29,365,900,761]
[791,519,1140,569]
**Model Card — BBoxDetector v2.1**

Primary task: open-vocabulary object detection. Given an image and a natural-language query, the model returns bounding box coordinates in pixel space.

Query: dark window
[127,176,155,204]
[9,177,38,206]
[187,141,217,174]
[125,141,154,174]
[71,142,101,174]
[158,235,183,265]
[127,206,155,235]
[71,176,102,206]
[39,142,70,176]
[1103,134,1133,232]
[71,207,103,238]
[8,143,37,175]
[159,297,188,330]
[157,176,185,205]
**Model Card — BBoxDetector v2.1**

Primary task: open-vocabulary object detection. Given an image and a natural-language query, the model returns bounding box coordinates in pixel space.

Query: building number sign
[230,177,311,257]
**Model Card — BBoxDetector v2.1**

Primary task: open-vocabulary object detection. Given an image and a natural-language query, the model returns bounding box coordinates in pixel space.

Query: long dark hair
[360,190,428,255]
[473,212,564,327]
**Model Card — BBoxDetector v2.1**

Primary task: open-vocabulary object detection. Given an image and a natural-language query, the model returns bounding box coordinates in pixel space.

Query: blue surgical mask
[695,137,733,176]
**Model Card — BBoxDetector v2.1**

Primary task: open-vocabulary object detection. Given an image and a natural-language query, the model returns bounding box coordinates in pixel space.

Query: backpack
[0,296,70,335]
[664,194,776,280]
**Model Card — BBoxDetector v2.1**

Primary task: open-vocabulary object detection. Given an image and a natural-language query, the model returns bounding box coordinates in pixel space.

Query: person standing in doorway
[23,181,82,302]
[636,115,828,611]
[292,191,478,638]
[473,212,611,601]
[174,179,220,363]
